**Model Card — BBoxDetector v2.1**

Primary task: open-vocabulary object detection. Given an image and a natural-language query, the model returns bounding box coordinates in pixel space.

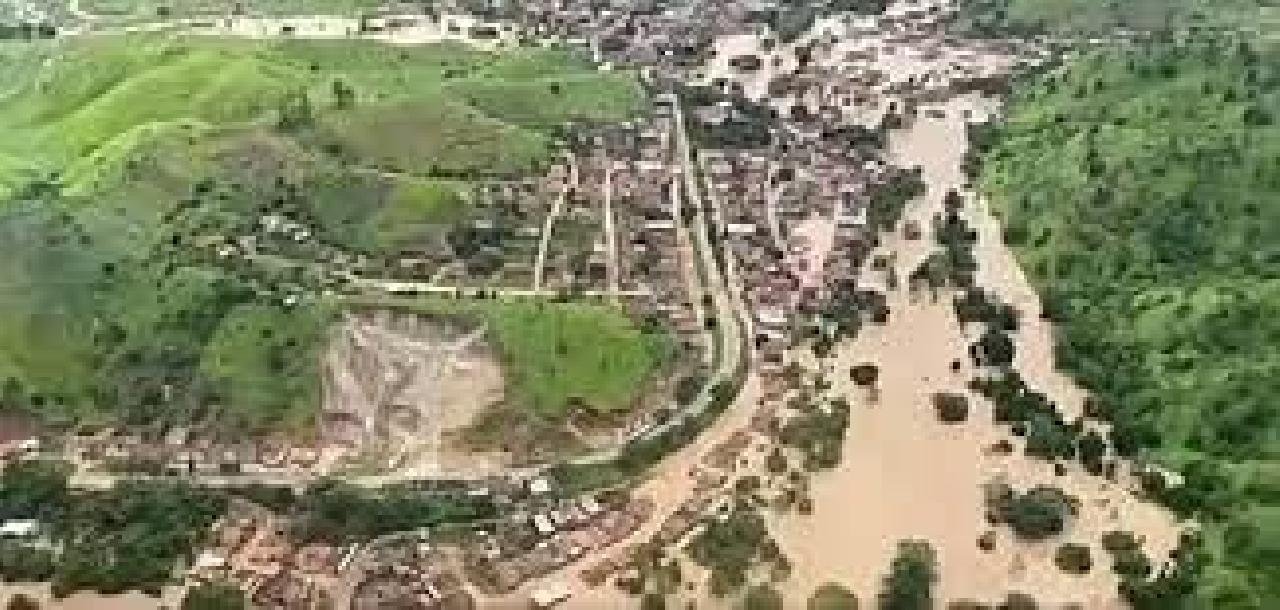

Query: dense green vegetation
[780,395,852,471]
[181,581,248,610]
[688,503,787,597]
[958,0,1271,36]
[0,461,495,594]
[286,479,497,543]
[985,484,1074,541]
[741,583,785,610]
[971,0,1280,605]
[0,36,642,433]
[0,460,224,596]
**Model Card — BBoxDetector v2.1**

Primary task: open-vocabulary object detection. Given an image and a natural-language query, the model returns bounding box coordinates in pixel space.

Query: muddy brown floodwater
[767,95,1183,609]
[0,584,177,610]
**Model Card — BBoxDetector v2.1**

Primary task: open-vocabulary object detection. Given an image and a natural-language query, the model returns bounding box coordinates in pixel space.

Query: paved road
[602,163,620,296]
[352,279,652,298]
[533,155,577,291]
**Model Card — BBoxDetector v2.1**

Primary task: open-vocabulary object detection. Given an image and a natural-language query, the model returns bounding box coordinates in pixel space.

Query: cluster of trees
[984,483,1074,541]
[878,540,937,610]
[687,504,786,596]
[969,372,1084,462]
[866,168,927,235]
[817,283,890,353]
[617,544,684,602]
[288,481,498,544]
[0,461,502,595]
[682,85,776,149]
[180,581,248,610]
[910,191,979,291]
[0,461,225,596]
[0,24,56,39]
[780,396,852,471]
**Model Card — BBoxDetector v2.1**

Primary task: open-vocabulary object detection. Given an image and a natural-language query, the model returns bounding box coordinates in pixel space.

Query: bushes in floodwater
[985,483,1074,541]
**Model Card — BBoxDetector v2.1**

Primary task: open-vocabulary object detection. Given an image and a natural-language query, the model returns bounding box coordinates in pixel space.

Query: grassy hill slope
[0,35,646,435]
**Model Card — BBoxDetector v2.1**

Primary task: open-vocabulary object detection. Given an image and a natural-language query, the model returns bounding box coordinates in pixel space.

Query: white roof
[756,308,788,326]
[530,583,572,607]
[529,478,552,494]
[193,551,228,570]
[0,519,39,537]
[532,514,555,535]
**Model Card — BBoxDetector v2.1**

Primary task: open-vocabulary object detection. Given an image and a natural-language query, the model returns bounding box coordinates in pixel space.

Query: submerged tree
[877,539,937,610]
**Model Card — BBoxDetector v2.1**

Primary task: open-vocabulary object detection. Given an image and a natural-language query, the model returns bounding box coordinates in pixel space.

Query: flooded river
[767,95,1182,609]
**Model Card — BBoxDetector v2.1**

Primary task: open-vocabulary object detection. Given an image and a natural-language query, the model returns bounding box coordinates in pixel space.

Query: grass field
[976,6,1280,604]
[0,35,644,433]
[353,297,672,418]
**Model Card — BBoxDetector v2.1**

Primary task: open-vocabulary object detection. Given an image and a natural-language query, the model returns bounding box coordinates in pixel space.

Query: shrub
[808,582,858,610]
[987,485,1074,541]
[946,601,990,610]
[6,595,39,610]
[1053,543,1093,574]
[932,392,970,423]
[850,364,879,386]
[742,583,784,610]
[878,539,937,610]
[640,593,667,610]
[998,593,1038,610]
[181,582,247,610]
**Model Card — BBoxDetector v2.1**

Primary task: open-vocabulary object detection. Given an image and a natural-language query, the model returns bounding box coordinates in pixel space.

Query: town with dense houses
[3,0,1276,608]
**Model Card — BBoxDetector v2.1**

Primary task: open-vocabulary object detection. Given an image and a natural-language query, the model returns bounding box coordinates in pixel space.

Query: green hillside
[0,35,644,435]
[959,0,1274,35]
[976,10,1280,608]
[0,36,642,196]
[81,0,385,19]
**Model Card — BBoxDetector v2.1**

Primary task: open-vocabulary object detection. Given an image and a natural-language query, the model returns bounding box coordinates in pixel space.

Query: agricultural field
[976,4,1280,606]
[0,34,645,435]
